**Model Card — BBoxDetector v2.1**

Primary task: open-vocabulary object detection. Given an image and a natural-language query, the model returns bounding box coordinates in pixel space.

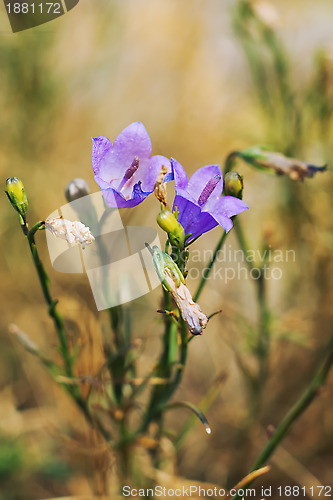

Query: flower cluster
[91,122,249,335]
[92,122,248,240]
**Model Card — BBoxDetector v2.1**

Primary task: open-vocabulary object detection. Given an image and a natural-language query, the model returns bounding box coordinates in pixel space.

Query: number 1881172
[277,486,332,497]
[6,3,61,14]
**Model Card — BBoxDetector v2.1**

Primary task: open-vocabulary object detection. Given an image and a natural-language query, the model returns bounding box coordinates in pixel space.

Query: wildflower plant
[5,121,333,496]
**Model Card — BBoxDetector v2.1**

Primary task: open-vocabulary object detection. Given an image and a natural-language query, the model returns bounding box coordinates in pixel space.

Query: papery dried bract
[164,268,208,335]
[154,165,168,207]
[45,218,95,249]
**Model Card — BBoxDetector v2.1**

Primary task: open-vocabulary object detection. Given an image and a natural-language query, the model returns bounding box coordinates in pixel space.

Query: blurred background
[0,0,333,498]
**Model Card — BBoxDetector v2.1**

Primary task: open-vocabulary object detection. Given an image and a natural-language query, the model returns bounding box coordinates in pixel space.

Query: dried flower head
[163,268,208,335]
[45,217,95,249]
[237,147,327,181]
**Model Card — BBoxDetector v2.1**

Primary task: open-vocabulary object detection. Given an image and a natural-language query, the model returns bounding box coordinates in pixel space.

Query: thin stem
[232,218,254,271]
[24,223,112,441]
[231,332,333,500]
[232,218,270,412]
[27,222,73,379]
[193,230,228,302]
[224,152,239,175]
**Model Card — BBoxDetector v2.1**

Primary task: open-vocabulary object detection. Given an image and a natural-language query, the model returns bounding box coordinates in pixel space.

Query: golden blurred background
[1,0,333,498]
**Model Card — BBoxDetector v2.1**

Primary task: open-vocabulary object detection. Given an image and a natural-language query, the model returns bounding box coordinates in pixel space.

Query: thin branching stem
[232,332,333,500]
[193,230,228,302]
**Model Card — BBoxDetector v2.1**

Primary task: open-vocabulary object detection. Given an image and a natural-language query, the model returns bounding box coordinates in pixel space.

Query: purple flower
[92,122,172,208]
[172,159,248,241]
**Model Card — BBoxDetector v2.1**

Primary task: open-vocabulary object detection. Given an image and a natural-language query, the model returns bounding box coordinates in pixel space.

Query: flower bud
[156,209,185,248]
[65,178,91,202]
[224,172,244,199]
[5,177,28,219]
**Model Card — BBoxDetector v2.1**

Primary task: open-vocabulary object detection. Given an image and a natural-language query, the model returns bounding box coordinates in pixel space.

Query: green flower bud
[224,172,244,199]
[156,209,185,249]
[65,178,91,202]
[5,177,28,219]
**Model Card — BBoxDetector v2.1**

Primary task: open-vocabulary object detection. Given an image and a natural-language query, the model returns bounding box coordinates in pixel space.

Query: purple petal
[91,122,152,185]
[113,121,152,165]
[173,195,219,240]
[92,135,124,185]
[210,196,249,218]
[137,155,172,193]
[94,175,150,208]
[207,196,249,233]
[173,195,201,235]
[92,136,113,177]
[172,158,188,190]
[185,212,218,240]
[187,165,223,203]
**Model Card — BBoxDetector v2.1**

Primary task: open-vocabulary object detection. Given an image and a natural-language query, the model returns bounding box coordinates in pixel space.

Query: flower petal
[173,195,218,240]
[94,175,150,208]
[91,122,153,185]
[172,158,189,190]
[92,136,113,177]
[187,165,223,203]
[137,155,172,193]
[207,196,249,233]
[173,195,201,234]
[209,213,234,233]
[210,196,249,218]
[185,212,218,240]
[113,121,152,165]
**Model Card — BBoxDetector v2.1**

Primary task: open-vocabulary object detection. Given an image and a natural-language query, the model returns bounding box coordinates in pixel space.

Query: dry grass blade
[226,466,271,498]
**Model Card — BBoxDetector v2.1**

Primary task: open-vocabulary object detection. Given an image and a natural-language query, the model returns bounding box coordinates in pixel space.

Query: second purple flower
[172,159,249,242]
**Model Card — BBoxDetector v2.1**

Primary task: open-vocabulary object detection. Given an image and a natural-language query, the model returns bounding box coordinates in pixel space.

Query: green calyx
[156,208,185,249]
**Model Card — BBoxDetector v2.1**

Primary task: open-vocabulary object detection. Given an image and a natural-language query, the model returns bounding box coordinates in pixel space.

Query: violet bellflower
[92,122,172,208]
[172,159,248,242]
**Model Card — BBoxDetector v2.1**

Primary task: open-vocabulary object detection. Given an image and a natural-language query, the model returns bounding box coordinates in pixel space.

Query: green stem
[138,314,187,435]
[27,222,73,379]
[224,152,239,175]
[232,218,254,271]
[232,332,333,500]
[193,231,228,302]
[232,218,270,412]
[21,222,113,444]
